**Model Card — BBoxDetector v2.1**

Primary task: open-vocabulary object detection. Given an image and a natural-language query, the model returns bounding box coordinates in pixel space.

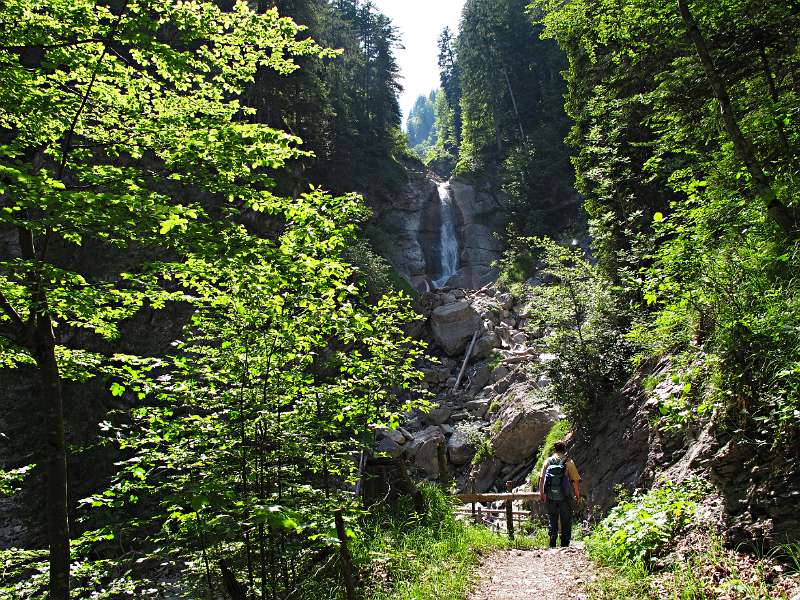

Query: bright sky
[371,0,466,122]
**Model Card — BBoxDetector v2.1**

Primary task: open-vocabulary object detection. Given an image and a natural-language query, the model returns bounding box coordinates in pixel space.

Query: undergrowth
[584,479,799,599]
[358,484,537,600]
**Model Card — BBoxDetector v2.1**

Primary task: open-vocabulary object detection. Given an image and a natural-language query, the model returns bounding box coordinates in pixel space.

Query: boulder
[468,364,492,394]
[423,404,452,426]
[405,426,445,476]
[447,427,477,465]
[497,292,514,310]
[450,411,470,422]
[375,437,403,458]
[473,333,500,360]
[430,301,482,356]
[511,332,528,348]
[464,399,491,419]
[376,426,407,445]
[398,427,414,441]
[494,377,512,395]
[471,457,503,492]
[491,365,510,383]
[492,393,561,464]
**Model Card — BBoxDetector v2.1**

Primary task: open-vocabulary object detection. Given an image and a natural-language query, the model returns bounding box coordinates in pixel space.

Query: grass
[358,485,539,600]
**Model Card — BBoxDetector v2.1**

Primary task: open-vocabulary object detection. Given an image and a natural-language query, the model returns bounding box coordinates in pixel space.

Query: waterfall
[433,182,459,288]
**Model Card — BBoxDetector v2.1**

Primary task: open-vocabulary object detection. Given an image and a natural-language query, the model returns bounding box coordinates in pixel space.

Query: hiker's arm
[538,464,546,501]
[572,479,581,501]
[567,460,581,501]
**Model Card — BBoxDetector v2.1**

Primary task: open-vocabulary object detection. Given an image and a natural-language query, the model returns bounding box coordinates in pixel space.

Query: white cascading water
[433,182,459,288]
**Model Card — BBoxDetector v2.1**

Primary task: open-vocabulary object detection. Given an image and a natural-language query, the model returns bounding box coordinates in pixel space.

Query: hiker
[538,440,581,548]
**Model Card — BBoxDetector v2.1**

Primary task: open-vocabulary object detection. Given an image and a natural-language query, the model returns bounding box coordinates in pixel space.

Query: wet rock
[431,301,482,356]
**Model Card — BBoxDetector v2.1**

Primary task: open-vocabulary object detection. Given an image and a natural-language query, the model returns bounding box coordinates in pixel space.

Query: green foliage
[528,0,800,452]
[343,237,414,301]
[407,91,438,159]
[588,479,710,567]
[0,464,33,497]
[0,1,424,596]
[586,529,797,600]
[454,0,578,236]
[507,238,632,423]
[471,434,495,465]
[359,485,536,600]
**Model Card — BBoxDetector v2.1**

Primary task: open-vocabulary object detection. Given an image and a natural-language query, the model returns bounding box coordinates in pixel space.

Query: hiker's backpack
[543,457,572,501]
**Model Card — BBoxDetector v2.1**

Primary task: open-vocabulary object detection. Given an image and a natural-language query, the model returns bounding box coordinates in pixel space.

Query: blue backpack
[543,457,573,501]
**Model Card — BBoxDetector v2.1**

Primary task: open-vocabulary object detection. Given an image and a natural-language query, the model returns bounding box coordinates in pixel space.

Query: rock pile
[376,285,561,493]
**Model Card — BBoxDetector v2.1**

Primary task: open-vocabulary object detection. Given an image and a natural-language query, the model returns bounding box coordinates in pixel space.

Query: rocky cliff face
[370,168,507,292]
[569,358,800,548]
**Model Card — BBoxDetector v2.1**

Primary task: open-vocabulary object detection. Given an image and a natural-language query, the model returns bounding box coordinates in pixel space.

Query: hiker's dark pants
[546,499,572,547]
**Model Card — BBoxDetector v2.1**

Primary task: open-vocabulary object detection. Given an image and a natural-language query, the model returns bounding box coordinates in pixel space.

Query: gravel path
[467,543,594,600]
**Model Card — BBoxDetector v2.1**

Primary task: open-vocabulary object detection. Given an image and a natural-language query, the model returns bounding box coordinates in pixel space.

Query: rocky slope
[376,284,800,551]
[376,286,560,494]
[570,359,800,547]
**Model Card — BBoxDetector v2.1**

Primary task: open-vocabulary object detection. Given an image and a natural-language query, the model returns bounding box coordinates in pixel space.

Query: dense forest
[1,0,800,599]
[408,0,580,237]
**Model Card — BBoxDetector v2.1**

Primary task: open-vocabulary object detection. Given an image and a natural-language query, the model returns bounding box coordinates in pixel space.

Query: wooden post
[334,509,357,600]
[477,505,483,524]
[505,481,514,540]
[437,441,449,487]
[470,477,476,522]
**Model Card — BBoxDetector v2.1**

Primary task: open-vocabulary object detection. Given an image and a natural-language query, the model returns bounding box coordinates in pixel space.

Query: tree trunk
[502,66,526,143]
[33,313,70,600]
[677,0,797,237]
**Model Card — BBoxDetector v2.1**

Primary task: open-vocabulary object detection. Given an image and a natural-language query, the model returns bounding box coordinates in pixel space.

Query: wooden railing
[453,478,539,540]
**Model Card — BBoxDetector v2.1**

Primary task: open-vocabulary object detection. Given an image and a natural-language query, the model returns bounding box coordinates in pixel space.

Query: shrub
[587,478,710,567]
[500,238,633,425]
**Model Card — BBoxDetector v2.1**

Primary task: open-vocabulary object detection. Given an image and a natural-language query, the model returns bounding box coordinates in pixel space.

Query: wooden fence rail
[453,478,541,539]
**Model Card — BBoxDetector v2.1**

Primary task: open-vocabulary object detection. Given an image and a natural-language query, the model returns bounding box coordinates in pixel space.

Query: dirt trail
[467,543,594,600]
